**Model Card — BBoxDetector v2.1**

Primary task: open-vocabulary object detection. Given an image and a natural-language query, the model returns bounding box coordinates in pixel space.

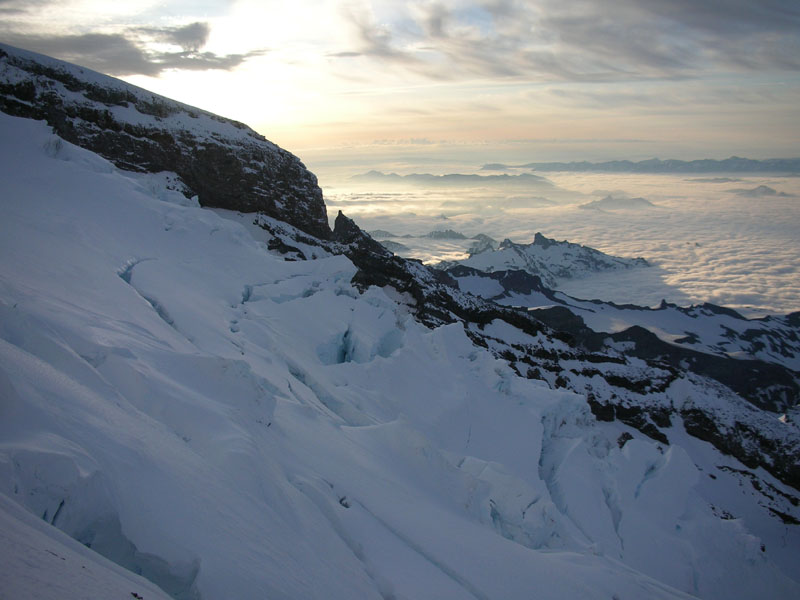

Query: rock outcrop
[0,43,329,239]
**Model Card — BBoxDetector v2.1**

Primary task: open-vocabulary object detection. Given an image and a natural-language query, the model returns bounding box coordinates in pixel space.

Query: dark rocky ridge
[0,43,329,239]
[531,307,799,414]
[445,265,561,302]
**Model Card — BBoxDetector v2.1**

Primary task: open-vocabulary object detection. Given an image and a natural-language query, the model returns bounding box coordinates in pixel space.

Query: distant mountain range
[482,157,800,173]
[351,170,552,186]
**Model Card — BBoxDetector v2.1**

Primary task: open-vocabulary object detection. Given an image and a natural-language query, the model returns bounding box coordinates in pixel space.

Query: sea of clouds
[321,171,800,317]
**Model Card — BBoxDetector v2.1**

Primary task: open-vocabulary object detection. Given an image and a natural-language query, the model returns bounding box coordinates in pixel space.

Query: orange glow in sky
[2,0,798,171]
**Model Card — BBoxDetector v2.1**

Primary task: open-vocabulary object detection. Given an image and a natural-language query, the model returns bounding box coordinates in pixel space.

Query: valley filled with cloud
[324,170,800,316]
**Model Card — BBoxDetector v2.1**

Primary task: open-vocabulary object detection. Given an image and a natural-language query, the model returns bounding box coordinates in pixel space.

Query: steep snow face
[0,43,329,238]
[1,113,799,600]
[0,493,174,600]
[450,233,649,288]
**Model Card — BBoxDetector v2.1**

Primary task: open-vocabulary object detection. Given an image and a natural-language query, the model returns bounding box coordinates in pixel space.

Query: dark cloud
[133,22,210,52]
[1,31,267,76]
[538,0,800,75]
[334,0,800,81]
[0,0,264,76]
[629,0,800,36]
[2,33,160,75]
[1,24,266,76]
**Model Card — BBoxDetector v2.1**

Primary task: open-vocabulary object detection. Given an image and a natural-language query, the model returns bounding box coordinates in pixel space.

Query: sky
[1,0,799,174]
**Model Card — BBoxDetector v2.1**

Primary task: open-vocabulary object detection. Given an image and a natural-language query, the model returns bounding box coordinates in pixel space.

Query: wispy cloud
[0,0,51,15]
[333,0,800,82]
[1,0,797,160]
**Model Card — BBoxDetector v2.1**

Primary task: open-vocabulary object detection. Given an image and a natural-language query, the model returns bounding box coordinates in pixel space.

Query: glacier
[0,42,799,600]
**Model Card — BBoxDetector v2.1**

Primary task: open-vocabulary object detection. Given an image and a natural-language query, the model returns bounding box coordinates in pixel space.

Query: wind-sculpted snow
[2,112,800,599]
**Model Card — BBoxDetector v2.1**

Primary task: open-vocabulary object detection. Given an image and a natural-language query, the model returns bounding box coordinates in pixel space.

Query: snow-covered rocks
[0,42,328,238]
[444,232,649,289]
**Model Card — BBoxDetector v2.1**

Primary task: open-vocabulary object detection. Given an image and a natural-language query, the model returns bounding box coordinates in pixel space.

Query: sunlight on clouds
[207,0,345,54]
[2,0,797,160]
[12,1,161,32]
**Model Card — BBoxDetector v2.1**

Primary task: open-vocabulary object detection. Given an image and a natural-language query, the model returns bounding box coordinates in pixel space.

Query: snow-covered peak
[450,232,649,288]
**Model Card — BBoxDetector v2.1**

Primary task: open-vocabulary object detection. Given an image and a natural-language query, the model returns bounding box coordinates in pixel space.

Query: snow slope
[1,113,799,600]
[0,492,174,600]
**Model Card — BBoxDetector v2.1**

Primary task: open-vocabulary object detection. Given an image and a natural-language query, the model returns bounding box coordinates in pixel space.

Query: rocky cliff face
[0,43,329,239]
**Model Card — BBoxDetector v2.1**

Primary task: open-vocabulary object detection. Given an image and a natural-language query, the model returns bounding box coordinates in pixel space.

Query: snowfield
[1,112,799,599]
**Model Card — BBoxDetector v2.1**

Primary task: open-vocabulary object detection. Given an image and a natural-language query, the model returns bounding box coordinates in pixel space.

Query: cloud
[4,0,798,84]
[133,22,210,53]
[1,24,266,76]
[688,177,743,183]
[0,1,265,77]
[728,185,794,198]
[0,0,50,15]
[2,31,266,76]
[332,0,800,82]
[339,172,800,316]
